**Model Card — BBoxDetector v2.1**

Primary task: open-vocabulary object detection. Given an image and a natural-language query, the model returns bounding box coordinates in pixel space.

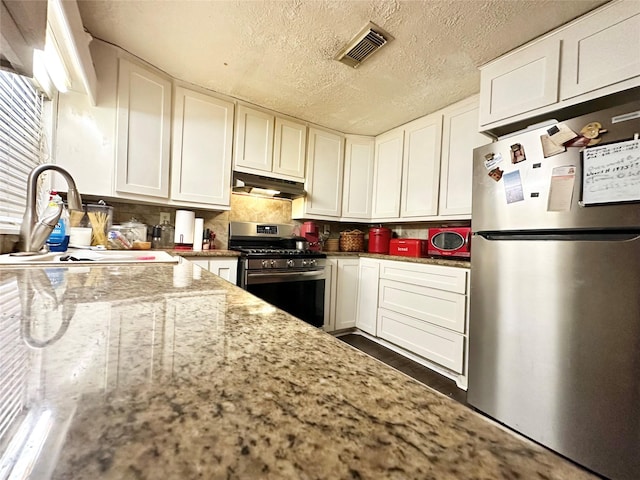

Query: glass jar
[159,220,175,248]
[86,203,113,247]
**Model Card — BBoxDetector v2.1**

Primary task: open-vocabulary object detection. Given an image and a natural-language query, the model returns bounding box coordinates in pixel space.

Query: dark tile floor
[338,333,468,404]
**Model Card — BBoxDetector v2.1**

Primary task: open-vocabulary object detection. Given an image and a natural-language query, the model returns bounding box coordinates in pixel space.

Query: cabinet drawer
[379,279,466,333]
[378,308,464,373]
[379,260,468,294]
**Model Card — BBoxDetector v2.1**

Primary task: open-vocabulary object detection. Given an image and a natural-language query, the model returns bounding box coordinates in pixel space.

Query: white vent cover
[335,22,394,68]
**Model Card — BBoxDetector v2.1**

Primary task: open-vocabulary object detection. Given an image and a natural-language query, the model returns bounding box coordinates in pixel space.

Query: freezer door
[472,100,640,232]
[468,234,640,480]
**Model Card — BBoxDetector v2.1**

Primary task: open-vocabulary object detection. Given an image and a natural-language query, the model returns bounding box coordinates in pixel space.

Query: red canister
[368,227,392,254]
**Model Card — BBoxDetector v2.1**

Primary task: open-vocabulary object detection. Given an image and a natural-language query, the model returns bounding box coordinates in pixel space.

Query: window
[0,71,44,232]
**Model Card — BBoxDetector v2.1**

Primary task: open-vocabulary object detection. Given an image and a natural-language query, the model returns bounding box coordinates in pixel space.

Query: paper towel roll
[193,218,204,251]
[174,210,195,245]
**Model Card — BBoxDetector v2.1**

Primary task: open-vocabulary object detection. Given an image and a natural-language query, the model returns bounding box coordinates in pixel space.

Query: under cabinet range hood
[232,172,306,199]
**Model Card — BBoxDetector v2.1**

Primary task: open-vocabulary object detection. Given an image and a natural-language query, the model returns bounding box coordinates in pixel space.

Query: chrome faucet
[18,164,83,254]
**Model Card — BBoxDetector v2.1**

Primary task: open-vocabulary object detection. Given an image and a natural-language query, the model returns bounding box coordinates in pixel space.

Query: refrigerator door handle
[476,231,640,242]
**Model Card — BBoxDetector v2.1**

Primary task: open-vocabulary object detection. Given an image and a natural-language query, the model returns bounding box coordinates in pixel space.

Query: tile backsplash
[108,193,294,249]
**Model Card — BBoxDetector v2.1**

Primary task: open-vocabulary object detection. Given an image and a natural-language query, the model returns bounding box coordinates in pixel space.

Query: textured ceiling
[77,0,607,136]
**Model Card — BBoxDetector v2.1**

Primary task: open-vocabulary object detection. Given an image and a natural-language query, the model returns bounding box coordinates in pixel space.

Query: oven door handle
[246,269,325,285]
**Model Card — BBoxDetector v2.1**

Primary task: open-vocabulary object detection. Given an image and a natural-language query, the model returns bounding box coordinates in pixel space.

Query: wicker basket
[324,238,340,252]
[339,229,365,252]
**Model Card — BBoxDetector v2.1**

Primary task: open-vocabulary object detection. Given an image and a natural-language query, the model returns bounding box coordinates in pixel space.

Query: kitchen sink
[0,249,179,266]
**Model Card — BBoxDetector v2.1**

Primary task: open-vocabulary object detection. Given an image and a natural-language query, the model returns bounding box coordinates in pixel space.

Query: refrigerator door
[472,101,640,232]
[468,234,640,480]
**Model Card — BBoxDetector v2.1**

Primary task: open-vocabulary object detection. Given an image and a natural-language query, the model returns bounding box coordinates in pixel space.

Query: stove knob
[270,259,277,268]
[309,259,316,267]
[287,259,295,268]
[261,260,269,268]
[302,259,308,267]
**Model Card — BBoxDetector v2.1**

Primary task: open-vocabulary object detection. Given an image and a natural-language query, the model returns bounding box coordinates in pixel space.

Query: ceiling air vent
[335,22,394,68]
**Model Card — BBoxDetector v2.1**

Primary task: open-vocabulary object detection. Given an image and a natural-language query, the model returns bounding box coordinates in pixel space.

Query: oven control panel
[247,258,325,270]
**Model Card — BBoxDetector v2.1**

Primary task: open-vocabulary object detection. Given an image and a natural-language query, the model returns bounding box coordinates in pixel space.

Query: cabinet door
[234,105,274,172]
[208,258,238,285]
[273,117,306,179]
[334,258,359,330]
[560,1,640,100]
[400,113,442,218]
[115,58,171,198]
[342,135,375,219]
[372,128,404,219]
[439,96,490,216]
[171,87,234,206]
[355,259,379,336]
[304,128,344,217]
[188,259,210,270]
[323,258,338,331]
[479,37,560,126]
[54,42,117,197]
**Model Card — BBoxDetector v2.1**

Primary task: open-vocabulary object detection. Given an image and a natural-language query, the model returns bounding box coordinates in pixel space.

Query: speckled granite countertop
[325,252,471,268]
[0,261,594,479]
[173,249,470,268]
[168,249,240,257]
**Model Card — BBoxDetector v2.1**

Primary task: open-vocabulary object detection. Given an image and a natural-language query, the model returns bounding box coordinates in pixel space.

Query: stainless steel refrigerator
[468,100,640,480]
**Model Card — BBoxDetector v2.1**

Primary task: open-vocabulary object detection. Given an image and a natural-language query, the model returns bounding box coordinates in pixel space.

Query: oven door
[244,269,325,328]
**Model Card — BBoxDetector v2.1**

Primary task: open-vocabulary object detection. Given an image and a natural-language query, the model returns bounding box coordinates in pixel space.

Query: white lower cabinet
[323,259,337,331]
[355,258,379,336]
[187,258,238,285]
[326,256,470,386]
[376,260,469,383]
[329,257,359,331]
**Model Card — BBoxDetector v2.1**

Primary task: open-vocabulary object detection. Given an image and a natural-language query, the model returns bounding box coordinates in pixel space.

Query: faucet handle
[29,203,62,252]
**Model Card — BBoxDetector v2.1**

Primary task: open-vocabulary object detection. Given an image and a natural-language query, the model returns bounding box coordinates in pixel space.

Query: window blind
[0,277,27,453]
[0,70,44,231]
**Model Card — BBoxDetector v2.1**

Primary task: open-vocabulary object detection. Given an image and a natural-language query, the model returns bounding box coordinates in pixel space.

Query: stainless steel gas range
[229,222,326,328]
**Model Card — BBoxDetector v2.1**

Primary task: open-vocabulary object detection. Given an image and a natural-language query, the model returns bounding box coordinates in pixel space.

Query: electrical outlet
[323,225,330,235]
[159,212,171,224]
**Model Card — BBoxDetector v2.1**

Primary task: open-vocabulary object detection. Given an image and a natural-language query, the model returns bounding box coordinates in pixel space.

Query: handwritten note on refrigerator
[582,139,640,205]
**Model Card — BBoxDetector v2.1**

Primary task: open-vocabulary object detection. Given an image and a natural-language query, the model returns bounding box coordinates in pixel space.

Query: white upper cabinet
[234,105,274,173]
[342,135,375,220]
[273,117,306,179]
[372,128,404,219]
[115,57,172,198]
[293,127,344,218]
[234,105,307,181]
[479,36,560,127]
[400,113,443,218]
[439,96,490,216]
[53,41,116,197]
[171,86,234,207]
[479,0,640,132]
[560,0,640,100]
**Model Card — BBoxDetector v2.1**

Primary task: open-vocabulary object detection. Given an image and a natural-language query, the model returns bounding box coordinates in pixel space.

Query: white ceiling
[77,0,607,136]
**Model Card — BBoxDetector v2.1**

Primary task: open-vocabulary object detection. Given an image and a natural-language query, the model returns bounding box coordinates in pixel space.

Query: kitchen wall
[0,192,469,254]
[89,193,471,249]
[107,193,294,249]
